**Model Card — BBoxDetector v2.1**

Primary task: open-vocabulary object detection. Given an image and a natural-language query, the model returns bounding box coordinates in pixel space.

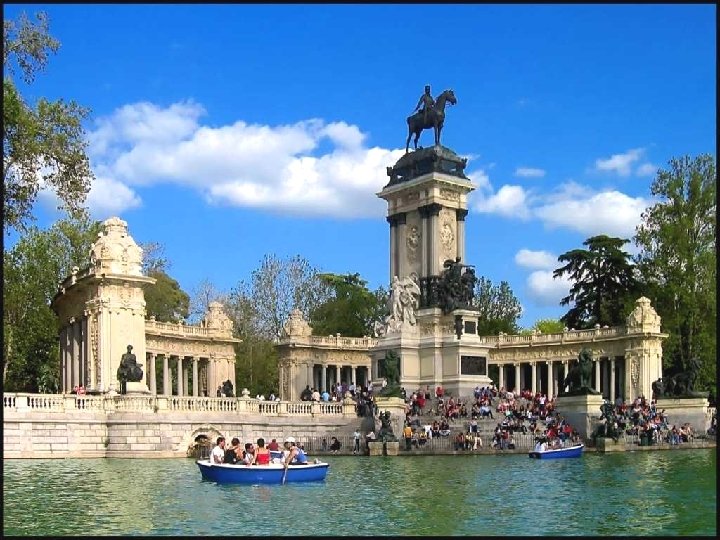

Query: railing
[145,319,211,337]
[3,393,353,417]
[479,326,626,346]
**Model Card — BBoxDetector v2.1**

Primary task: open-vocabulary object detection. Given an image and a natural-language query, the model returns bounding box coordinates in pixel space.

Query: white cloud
[636,162,657,177]
[514,167,545,178]
[473,184,531,220]
[594,148,644,176]
[515,249,557,270]
[534,189,648,238]
[86,176,142,219]
[85,101,406,218]
[526,270,571,307]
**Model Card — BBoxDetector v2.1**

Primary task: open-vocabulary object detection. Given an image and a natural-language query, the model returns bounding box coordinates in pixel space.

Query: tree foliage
[3,11,93,232]
[553,235,639,329]
[143,270,190,323]
[187,278,227,324]
[634,154,716,389]
[310,273,387,337]
[473,276,523,335]
[3,216,101,390]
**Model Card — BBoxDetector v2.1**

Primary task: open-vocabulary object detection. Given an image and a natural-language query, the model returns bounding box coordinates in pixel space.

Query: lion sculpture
[562,348,598,395]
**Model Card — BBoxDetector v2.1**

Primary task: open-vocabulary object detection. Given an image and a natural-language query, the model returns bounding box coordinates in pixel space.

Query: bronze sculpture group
[652,357,705,398]
[561,348,599,396]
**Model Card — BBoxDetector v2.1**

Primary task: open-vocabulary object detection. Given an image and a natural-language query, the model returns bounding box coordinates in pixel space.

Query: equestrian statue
[406,85,457,153]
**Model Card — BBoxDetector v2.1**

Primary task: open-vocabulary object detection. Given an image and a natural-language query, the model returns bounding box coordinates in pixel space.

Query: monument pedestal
[656,397,710,432]
[384,441,400,456]
[368,442,384,456]
[596,437,626,453]
[125,381,151,395]
[374,396,406,437]
[555,393,605,440]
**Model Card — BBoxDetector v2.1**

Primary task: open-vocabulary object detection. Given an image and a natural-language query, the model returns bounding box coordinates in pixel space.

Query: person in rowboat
[283,437,308,465]
[252,438,271,466]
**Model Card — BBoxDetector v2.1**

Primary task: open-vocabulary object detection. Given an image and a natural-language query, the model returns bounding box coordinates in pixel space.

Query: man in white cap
[283,436,308,465]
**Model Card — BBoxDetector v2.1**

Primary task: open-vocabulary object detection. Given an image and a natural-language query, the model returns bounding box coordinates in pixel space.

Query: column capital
[418,202,443,218]
[386,212,407,226]
[456,208,469,221]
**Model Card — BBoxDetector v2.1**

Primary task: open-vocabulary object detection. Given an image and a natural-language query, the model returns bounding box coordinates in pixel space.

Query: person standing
[353,429,361,455]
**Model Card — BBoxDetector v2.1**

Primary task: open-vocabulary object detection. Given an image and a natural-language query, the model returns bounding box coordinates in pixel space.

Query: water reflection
[3,450,715,536]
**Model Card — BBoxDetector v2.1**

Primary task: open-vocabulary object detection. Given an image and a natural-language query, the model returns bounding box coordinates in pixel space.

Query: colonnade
[494,356,626,402]
[307,363,371,393]
[145,354,234,397]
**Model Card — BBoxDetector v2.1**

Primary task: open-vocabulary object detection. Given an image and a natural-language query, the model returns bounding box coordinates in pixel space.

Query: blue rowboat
[528,443,584,459]
[197,459,329,484]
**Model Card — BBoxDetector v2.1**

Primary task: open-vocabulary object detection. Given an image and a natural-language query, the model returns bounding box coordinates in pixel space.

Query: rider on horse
[414,84,435,126]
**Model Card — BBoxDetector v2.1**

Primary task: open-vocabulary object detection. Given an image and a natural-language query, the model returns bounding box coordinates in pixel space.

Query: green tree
[473,276,523,335]
[143,270,190,323]
[188,278,227,324]
[3,216,100,390]
[533,318,566,334]
[553,235,639,330]
[310,273,386,337]
[634,154,716,389]
[3,11,93,232]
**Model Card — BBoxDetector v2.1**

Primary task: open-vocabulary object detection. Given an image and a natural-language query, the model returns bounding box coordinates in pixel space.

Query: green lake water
[3,449,716,536]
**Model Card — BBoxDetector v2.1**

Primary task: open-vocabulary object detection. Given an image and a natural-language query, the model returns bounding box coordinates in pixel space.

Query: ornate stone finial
[626,296,661,334]
[281,308,312,338]
[89,217,143,276]
[203,301,233,333]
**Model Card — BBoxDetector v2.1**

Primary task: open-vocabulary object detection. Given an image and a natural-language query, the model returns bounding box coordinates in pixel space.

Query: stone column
[531,362,537,394]
[163,354,170,395]
[307,363,314,389]
[177,356,184,396]
[193,357,199,397]
[335,365,341,387]
[547,361,554,401]
[70,318,78,388]
[420,208,429,278]
[60,326,68,393]
[148,353,156,394]
[80,316,87,387]
[456,209,468,262]
[352,366,357,386]
[610,359,616,403]
[562,360,569,392]
[498,364,505,390]
[321,364,327,393]
[514,363,521,393]
[595,359,601,394]
[396,212,407,278]
[183,358,189,397]
[387,215,397,283]
[427,204,442,276]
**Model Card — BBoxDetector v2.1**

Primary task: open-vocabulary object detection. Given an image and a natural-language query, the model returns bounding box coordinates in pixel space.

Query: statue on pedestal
[560,348,600,396]
[377,411,398,443]
[652,357,706,398]
[378,350,402,398]
[117,345,143,394]
[405,87,457,152]
[437,257,476,314]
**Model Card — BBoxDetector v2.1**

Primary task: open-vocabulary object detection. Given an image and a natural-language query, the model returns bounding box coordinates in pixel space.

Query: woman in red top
[252,437,271,465]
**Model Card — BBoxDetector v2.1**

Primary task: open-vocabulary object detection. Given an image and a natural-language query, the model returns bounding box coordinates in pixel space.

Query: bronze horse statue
[406,89,457,153]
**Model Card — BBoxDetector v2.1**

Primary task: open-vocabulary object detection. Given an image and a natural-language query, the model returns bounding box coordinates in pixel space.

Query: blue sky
[4,4,716,329]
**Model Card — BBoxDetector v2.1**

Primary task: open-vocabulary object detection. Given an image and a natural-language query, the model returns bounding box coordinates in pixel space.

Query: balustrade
[2,393,353,418]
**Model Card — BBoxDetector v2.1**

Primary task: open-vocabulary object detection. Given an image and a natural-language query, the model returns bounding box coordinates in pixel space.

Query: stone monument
[371,86,493,398]
[555,349,605,440]
[653,356,711,432]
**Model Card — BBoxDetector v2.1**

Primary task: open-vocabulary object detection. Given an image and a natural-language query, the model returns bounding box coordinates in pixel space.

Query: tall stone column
[183,358,189,397]
[307,363,314,390]
[547,361,554,400]
[456,209,468,262]
[531,362,537,394]
[396,212,407,278]
[352,366,357,386]
[335,365,341,387]
[321,364,327,393]
[60,326,68,393]
[387,215,397,283]
[163,354,170,395]
[562,360,569,393]
[610,359,616,403]
[177,356,184,396]
[80,317,87,387]
[192,357,199,397]
[498,364,505,390]
[595,360,601,394]
[419,207,430,278]
[148,353,156,394]
[514,363,521,393]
